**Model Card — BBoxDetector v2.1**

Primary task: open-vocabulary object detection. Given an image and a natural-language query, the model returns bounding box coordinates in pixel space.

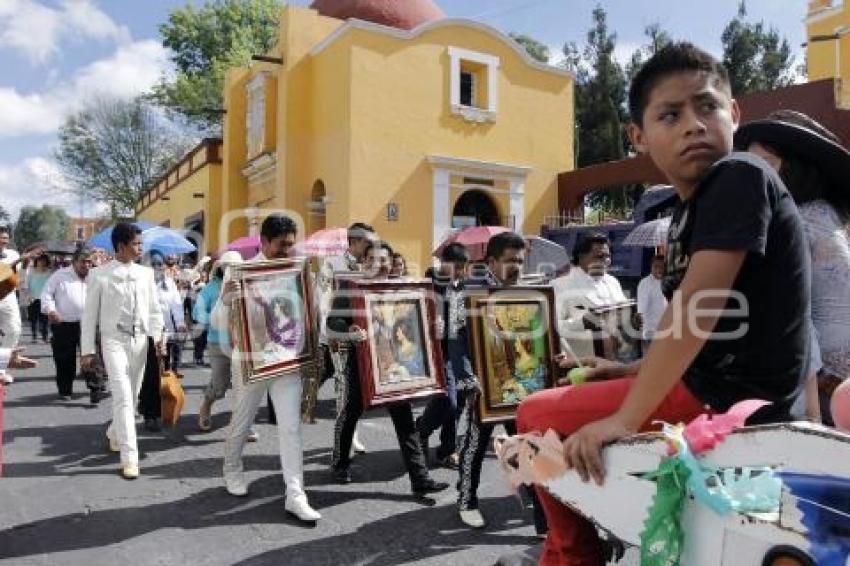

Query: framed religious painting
[231,258,317,385]
[348,279,446,409]
[466,286,558,423]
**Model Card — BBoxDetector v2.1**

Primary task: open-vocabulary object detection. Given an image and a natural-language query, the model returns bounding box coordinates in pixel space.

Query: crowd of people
[0,42,848,564]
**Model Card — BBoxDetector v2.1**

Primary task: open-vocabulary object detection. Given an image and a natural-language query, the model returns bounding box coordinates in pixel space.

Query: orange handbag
[159,358,185,427]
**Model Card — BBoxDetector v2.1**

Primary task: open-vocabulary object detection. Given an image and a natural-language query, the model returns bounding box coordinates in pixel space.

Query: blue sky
[0,0,808,218]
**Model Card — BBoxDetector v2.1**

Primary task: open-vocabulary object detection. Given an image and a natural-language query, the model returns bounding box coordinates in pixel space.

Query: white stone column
[246,207,260,237]
[432,168,451,251]
[509,178,525,234]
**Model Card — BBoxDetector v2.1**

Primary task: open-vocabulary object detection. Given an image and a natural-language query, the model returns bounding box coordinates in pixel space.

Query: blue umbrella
[88,221,157,252]
[142,226,197,255]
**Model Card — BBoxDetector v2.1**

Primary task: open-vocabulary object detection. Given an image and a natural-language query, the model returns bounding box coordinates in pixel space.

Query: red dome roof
[311,0,444,30]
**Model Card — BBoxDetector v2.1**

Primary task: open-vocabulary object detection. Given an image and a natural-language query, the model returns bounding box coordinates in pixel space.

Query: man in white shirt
[636,255,668,351]
[41,247,92,400]
[81,223,164,480]
[150,255,186,371]
[552,232,629,358]
[218,214,321,523]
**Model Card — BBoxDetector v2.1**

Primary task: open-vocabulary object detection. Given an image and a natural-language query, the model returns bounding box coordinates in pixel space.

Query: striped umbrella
[623,217,672,248]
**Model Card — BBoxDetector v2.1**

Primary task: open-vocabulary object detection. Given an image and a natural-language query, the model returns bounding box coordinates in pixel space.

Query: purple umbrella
[226,235,260,260]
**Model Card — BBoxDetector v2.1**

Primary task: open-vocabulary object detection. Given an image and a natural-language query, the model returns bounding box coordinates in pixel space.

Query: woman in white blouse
[736,110,850,424]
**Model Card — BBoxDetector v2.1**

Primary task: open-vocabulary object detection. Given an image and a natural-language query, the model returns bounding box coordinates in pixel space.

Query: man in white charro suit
[81,222,164,480]
[216,214,320,523]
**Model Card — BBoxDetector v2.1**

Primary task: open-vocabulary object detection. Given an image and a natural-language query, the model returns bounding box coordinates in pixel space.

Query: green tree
[13,205,69,250]
[55,97,196,218]
[721,1,795,95]
[564,6,635,215]
[509,33,550,63]
[152,0,284,130]
[625,23,673,82]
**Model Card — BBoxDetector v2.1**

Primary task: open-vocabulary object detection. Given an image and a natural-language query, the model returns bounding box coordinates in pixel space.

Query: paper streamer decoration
[641,402,783,564]
[682,399,769,454]
[640,457,690,566]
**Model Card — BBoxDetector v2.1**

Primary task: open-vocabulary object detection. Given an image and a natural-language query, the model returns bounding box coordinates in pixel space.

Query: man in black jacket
[328,240,448,497]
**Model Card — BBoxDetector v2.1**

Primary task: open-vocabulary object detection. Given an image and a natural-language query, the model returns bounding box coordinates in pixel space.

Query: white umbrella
[623,217,671,247]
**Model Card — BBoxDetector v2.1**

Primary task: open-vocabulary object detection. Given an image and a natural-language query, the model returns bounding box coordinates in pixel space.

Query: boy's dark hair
[364,239,394,257]
[34,254,51,267]
[260,214,297,241]
[348,222,375,243]
[572,231,611,265]
[0,225,10,236]
[440,242,470,264]
[484,232,526,262]
[111,222,142,251]
[628,42,730,126]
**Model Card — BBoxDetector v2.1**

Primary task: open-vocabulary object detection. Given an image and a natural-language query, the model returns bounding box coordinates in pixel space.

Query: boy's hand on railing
[563,414,636,486]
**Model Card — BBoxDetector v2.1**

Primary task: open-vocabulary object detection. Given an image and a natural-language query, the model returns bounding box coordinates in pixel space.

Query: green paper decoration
[640,458,691,566]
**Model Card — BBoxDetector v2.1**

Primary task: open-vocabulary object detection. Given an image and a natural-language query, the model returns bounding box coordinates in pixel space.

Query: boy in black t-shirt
[516,43,810,565]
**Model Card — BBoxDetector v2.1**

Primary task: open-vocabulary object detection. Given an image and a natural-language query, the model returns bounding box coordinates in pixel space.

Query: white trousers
[0,294,21,378]
[102,335,148,466]
[224,359,305,499]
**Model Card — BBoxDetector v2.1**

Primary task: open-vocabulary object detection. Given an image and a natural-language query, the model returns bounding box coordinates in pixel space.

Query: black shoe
[333,467,352,484]
[144,418,161,432]
[412,478,449,496]
[58,394,72,401]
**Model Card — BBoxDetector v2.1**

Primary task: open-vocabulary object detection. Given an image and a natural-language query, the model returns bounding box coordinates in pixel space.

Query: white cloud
[0,0,130,63]
[0,88,64,136]
[0,40,170,139]
[74,40,169,99]
[61,0,130,44]
[0,157,77,219]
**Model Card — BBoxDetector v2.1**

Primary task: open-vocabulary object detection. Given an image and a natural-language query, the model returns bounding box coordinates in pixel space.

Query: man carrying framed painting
[327,240,449,497]
[452,232,547,532]
[316,222,375,454]
[218,214,321,523]
[417,242,471,470]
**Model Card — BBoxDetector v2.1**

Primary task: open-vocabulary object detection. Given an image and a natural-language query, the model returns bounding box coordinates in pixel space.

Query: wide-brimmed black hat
[734,111,850,194]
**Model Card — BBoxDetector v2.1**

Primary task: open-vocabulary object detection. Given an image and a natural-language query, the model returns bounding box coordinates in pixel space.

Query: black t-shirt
[662,152,811,418]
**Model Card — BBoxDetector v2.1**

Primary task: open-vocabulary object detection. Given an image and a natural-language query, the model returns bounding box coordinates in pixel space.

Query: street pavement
[0,338,541,566]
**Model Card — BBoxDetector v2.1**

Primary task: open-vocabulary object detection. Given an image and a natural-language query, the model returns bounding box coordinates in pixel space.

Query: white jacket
[81,260,164,355]
[155,276,185,335]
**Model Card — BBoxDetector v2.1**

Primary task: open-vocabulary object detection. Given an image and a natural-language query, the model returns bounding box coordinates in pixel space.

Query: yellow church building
[216,0,574,272]
[806,0,850,107]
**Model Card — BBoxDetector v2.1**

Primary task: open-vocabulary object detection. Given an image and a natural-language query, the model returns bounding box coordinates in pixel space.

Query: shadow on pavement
[233,495,539,566]
[0,480,481,561]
